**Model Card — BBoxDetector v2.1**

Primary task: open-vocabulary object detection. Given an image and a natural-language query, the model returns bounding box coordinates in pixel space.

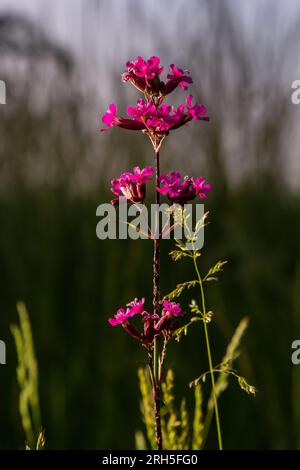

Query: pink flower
[108,296,185,344]
[108,297,146,327]
[101,96,209,135]
[186,95,207,120]
[107,297,157,344]
[127,297,146,314]
[102,103,117,127]
[194,177,212,199]
[126,99,182,132]
[127,99,156,121]
[165,95,208,130]
[122,56,164,92]
[108,307,136,326]
[146,98,209,133]
[127,56,164,80]
[101,103,146,131]
[122,57,194,97]
[154,300,184,331]
[162,300,183,317]
[146,104,175,131]
[111,166,153,205]
[157,172,181,196]
[157,172,212,205]
[164,64,193,94]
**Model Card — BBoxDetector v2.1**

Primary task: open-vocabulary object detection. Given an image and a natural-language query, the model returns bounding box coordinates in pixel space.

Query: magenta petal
[127,106,136,116]
[156,187,169,195]
[108,103,117,114]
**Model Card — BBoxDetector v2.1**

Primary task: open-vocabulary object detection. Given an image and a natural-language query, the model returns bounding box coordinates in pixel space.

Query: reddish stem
[152,149,163,450]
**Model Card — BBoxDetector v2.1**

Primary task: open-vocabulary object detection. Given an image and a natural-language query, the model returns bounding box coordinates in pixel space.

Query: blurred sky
[1,0,300,184]
[1,0,300,112]
[1,0,300,78]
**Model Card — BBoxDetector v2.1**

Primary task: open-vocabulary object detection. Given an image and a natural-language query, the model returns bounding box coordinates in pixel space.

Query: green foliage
[36,429,46,450]
[200,317,254,447]
[169,250,191,262]
[136,368,156,450]
[189,299,213,323]
[164,280,199,301]
[165,206,256,448]
[135,431,147,451]
[190,317,255,393]
[203,261,228,283]
[173,299,214,343]
[138,318,255,450]
[237,376,257,395]
[11,302,44,450]
[192,385,204,450]
[137,368,205,450]
[189,299,202,316]
[214,317,256,397]
[170,240,192,256]
[1,0,300,450]
[161,369,182,450]
[190,363,256,396]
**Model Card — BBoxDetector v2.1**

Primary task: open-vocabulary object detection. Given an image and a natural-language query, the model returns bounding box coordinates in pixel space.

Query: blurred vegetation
[137,317,253,450]
[11,302,44,450]
[1,0,300,449]
[137,368,193,450]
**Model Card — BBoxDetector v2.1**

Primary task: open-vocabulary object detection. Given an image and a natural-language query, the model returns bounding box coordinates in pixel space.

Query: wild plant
[11,302,45,450]
[101,56,255,450]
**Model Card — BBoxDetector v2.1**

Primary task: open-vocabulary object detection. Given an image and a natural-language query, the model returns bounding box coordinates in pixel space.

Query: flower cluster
[110,166,153,205]
[108,297,184,347]
[103,56,211,346]
[157,172,212,205]
[102,95,208,134]
[101,56,209,150]
[122,56,192,95]
[110,166,211,206]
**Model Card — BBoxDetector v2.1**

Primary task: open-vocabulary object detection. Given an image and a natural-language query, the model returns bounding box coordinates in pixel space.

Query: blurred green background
[1,0,300,449]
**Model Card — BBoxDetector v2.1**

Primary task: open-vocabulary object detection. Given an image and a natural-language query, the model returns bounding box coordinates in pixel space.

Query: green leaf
[164,280,199,301]
[11,302,42,450]
[194,212,209,234]
[174,317,202,342]
[137,367,156,450]
[174,324,189,342]
[189,300,202,316]
[169,250,191,262]
[203,260,227,282]
[200,317,252,448]
[175,239,190,252]
[192,384,204,450]
[237,376,257,395]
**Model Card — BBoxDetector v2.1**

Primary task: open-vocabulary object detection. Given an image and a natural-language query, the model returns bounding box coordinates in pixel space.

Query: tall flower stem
[153,149,160,381]
[153,383,162,450]
[152,148,163,450]
[192,252,223,450]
